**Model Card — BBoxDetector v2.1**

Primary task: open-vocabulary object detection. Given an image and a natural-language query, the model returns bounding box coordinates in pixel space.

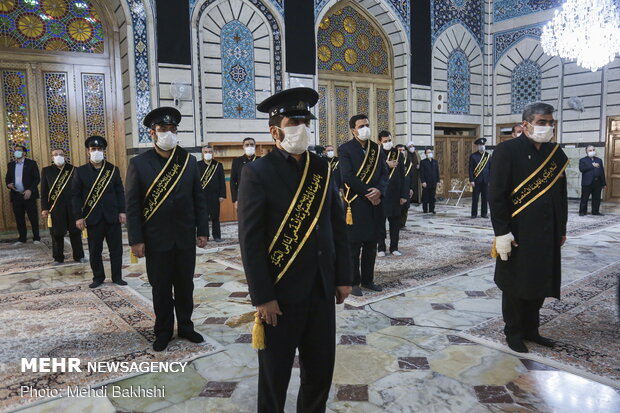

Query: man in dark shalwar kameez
[489,102,568,353]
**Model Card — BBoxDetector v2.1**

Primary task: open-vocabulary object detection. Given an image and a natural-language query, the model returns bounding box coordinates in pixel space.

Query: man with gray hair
[489,102,568,353]
[578,145,606,216]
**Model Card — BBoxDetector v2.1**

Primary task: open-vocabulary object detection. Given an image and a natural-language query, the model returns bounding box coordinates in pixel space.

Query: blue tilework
[493,23,543,65]
[315,0,410,35]
[494,0,562,23]
[221,20,255,119]
[431,0,484,47]
[511,60,541,114]
[447,49,470,114]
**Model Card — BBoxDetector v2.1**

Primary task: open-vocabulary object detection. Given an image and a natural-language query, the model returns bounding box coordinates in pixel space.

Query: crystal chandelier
[541,0,620,72]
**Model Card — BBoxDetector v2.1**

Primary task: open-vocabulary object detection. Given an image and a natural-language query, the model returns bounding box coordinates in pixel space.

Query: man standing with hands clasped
[490,102,568,353]
[125,107,209,351]
[469,138,491,218]
[579,145,606,216]
[238,88,352,413]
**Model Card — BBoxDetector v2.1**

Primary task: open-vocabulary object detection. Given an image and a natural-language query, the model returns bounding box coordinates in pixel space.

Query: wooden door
[434,136,476,198]
[606,117,620,203]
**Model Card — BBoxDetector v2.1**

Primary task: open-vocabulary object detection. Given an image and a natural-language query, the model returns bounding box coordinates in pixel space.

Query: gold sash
[387,150,400,179]
[47,164,74,228]
[473,152,490,179]
[143,146,191,223]
[404,155,413,176]
[510,144,568,217]
[343,141,380,225]
[252,151,331,350]
[200,160,219,189]
[81,161,115,238]
[328,158,339,171]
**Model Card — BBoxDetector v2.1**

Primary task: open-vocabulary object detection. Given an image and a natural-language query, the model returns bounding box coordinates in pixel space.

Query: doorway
[433,123,480,198]
[605,116,620,203]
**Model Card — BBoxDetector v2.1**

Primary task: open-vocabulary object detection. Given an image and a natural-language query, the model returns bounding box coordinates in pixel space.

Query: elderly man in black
[490,102,568,353]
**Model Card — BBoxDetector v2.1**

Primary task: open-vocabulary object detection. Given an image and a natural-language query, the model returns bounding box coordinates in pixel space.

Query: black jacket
[490,134,568,299]
[125,149,209,251]
[469,151,491,184]
[382,149,409,217]
[41,164,77,235]
[579,156,606,186]
[230,154,258,202]
[238,149,352,306]
[197,159,226,213]
[420,158,440,187]
[5,158,40,201]
[338,139,389,242]
[327,156,341,188]
[72,162,125,226]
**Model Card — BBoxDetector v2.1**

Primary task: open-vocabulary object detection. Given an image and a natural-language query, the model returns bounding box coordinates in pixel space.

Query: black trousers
[258,281,335,413]
[378,215,401,252]
[350,241,377,286]
[11,196,40,242]
[399,204,409,228]
[471,182,488,217]
[86,221,122,283]
[579,179,603,214]
[422,186,436,213]
[145,247,196,338]
[52,230,84,262]
[209,200,221,239]
[501,292,545,340]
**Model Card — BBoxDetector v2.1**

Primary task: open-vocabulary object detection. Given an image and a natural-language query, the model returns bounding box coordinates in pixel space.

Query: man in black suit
[579,145,606,216]
[469,138,491,218]
[198,144,226,241]
[238,88,352,413]
[324,144,341,188]
[41,147,84,264]
[126,107,209,351]
[377,133,408,256]
[5,144,40,244]
[339,114,389,296]
[512,124,524,138]
[230,137,258,209]
[420,148,440,214]
[72,136,126,289]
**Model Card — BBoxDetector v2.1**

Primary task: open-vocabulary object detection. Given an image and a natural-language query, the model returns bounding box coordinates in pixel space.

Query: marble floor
[3,200,620,413]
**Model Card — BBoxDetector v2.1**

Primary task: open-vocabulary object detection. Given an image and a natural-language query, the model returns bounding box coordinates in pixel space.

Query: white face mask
[528,125,554,143]
[53,155,65,167]
[588,150,596,158]
[326,150,334,159]
[203,153,213,161]
[357,126,371,141]
[244,146,256,156]
[382,141,393,151]
[478,145,486,151]
[14,150,23,159]
[408,147,415,153]
[426,152,434,159]
[277,124,311,155]
[90,150,104,163]
[155,131,177,151]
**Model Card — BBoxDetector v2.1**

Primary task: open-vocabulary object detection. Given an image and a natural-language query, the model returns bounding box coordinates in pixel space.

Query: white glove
[495,233,515,261]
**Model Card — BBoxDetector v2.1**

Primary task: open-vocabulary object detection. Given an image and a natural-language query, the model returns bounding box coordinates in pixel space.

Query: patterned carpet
[443,213,620,237]
[207,232,495,307]
[0,284,222,411]
[0,237,61,276]
[460,261,620,389]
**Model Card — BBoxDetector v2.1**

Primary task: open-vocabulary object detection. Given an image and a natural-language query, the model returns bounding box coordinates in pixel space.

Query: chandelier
[541,0,620,72]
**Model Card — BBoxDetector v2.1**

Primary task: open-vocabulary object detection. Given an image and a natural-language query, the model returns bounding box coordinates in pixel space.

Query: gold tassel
[346,205,353,225]
[491,238,498,258]
[82,227,88,239]
[47,215,52,228]
[251,312,266,350]
[130,250,138,264]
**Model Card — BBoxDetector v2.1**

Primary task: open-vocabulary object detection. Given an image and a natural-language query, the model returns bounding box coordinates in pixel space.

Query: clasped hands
[257,286,352,327]
[366,187,381,206]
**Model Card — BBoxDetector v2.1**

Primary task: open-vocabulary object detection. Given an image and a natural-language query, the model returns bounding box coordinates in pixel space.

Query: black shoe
[579,213,586,216]
[592,212,604,216]
[481,215,488,218]
[75,257,88,263]
[113,280,128,286]
[153,335,171,352]
[470,215,477,219]
[214,238,223,243]
[524,334,555,348]
[506,337,528,353]
[89,281,103,289]
[178,330,204,343]
[362,283,383,292]
[431,211,436,215]
[350,286,363,296]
